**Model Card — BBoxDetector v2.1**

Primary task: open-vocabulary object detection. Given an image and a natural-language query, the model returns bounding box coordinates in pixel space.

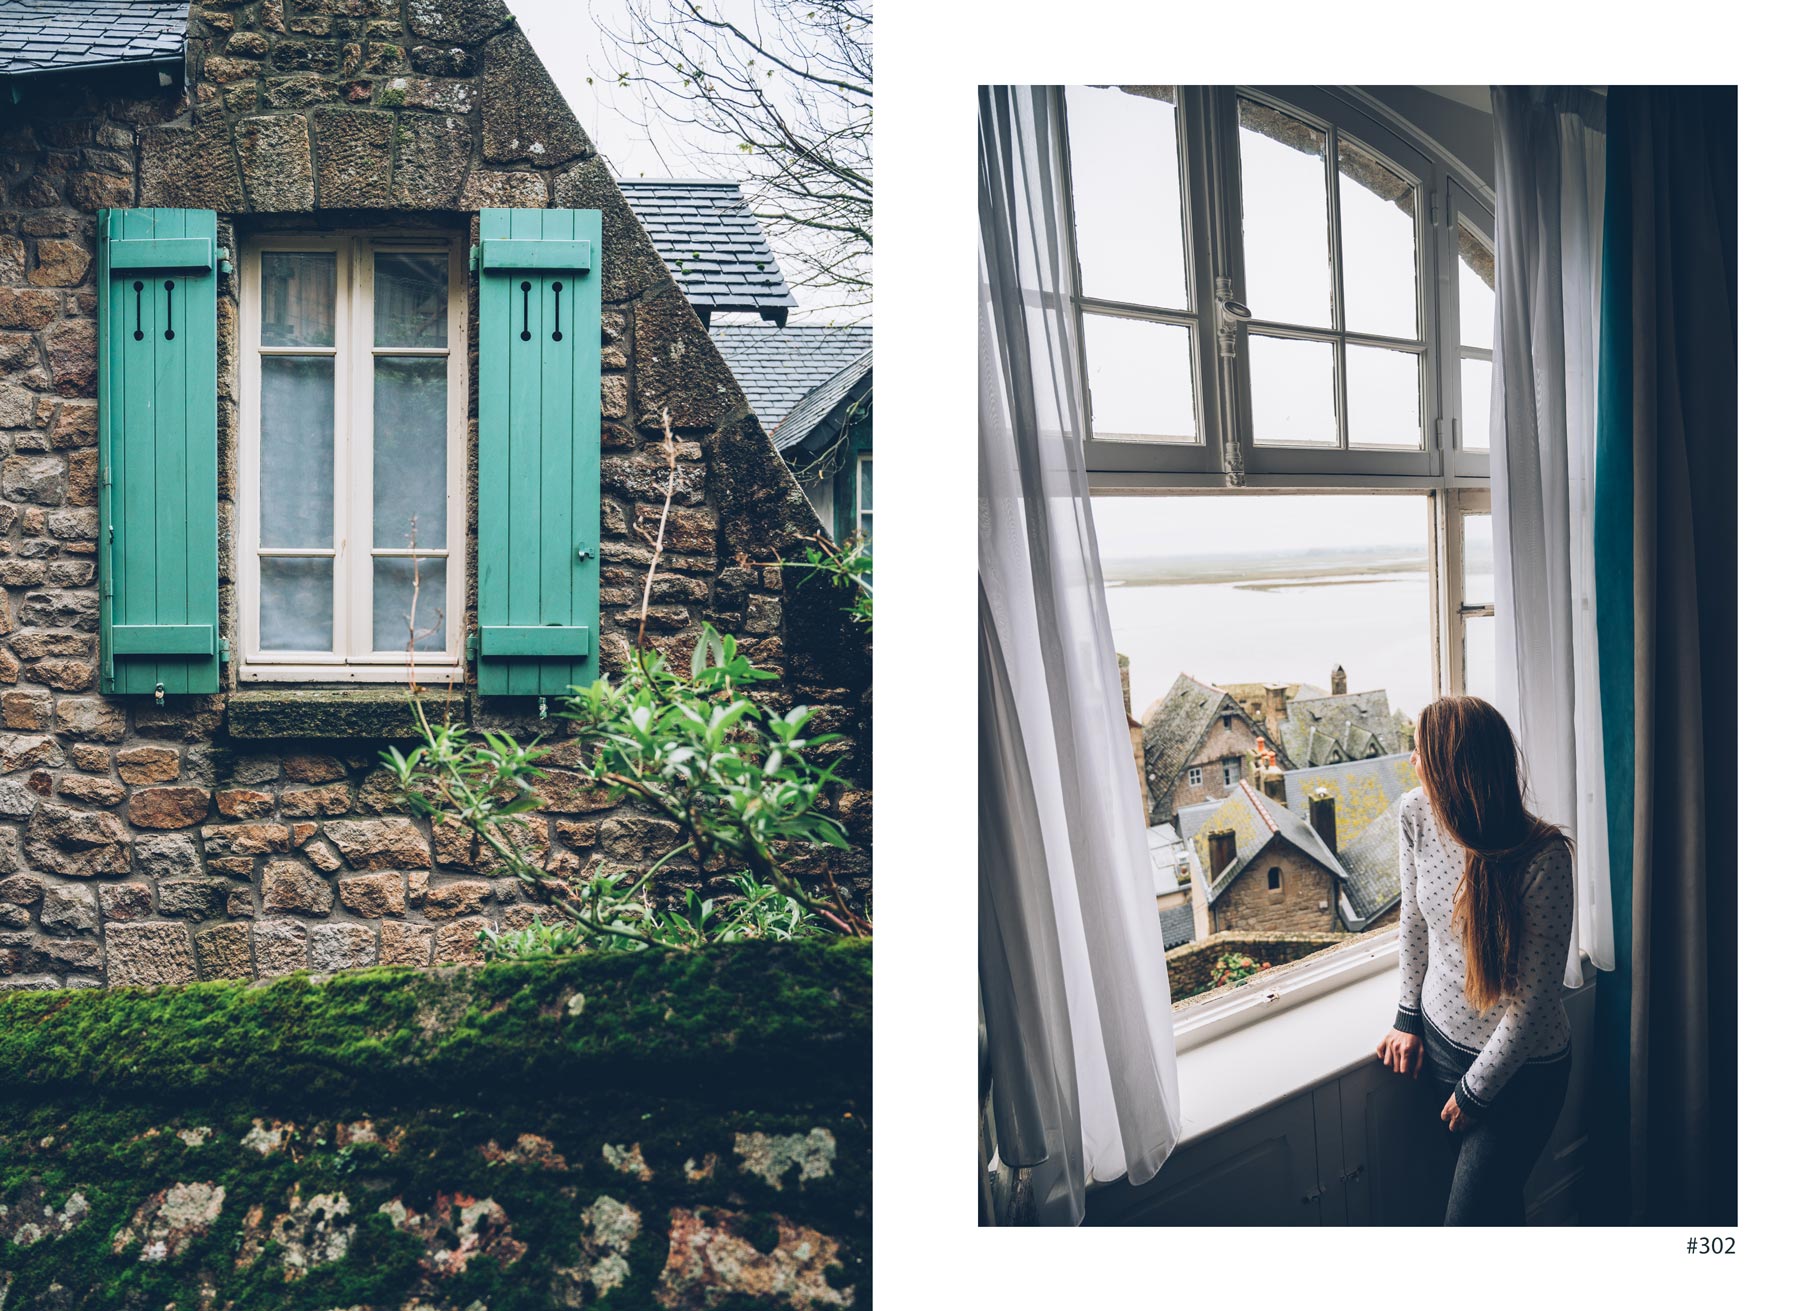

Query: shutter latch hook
[153,682,165,707]
[538,696,548,720]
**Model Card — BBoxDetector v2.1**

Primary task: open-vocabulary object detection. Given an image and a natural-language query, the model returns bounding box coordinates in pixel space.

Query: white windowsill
[238,664,465,684]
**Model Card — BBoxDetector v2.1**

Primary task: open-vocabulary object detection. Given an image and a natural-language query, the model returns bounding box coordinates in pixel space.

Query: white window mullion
[346,237,373,660]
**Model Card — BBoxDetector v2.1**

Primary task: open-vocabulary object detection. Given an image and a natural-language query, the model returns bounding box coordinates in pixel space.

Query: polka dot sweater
[1391,788,1573,1121]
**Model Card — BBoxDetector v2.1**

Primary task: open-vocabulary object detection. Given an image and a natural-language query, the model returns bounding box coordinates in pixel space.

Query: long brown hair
[1413,696,1569,1012]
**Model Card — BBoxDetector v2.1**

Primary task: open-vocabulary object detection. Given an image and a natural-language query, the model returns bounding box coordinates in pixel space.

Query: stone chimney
[1117,654,1150,819]
[1252,736,1285,805]
[1331,664,1347,696]
[1263,682,1287,722]
[1117,653,1133,719]
[1206,828,1238,877]
[1308,788,1338,855]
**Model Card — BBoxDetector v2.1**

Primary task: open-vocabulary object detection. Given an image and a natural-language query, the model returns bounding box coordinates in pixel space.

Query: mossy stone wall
[0,941,871,1309]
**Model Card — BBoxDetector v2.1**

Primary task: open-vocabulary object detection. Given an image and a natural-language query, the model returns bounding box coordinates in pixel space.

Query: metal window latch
[575,542,594,562]
[1339,1164,1365,1184]
[1300,1186,1325,1205]
[538,696,548,720]
[153,682,165,707]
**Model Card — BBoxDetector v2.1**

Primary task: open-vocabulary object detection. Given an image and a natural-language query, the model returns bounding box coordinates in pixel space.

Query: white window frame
[1064,84,1495,489]
[1065,90,1499,1034]
[239,230,468,683]
[1187,765,1205,788]
[855,452,873,539]
[1222,756,1240,787]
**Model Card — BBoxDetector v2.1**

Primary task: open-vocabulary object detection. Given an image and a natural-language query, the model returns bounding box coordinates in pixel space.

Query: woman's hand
[1440,1091,1469,1133]
[1375,1029,1424,1078]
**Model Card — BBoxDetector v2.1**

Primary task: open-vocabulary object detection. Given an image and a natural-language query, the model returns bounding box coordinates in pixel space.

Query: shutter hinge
[465,628,479,662]
[219,638,230,668]
[1429,191,1441,226]
[1434,418,1447,450]
[469,247,480,275]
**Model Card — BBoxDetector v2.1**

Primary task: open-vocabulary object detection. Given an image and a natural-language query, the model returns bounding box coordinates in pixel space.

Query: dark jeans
[1423,1019,1570,1225]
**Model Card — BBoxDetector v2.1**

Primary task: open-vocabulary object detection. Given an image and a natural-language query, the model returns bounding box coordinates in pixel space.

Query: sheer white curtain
[977,84,1179,1225]
[1489,87,1615,984]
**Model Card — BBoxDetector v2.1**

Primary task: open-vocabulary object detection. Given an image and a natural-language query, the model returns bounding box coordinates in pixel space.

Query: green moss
[0,944,870,1308]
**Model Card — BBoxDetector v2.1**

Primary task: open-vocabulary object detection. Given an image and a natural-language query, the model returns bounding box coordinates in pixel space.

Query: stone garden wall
[0,941,872,1308]
[1166,930,1355,1005]
[0,1,872,989]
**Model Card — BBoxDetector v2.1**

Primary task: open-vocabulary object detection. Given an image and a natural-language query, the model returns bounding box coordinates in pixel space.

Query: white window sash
[238,231,468,680]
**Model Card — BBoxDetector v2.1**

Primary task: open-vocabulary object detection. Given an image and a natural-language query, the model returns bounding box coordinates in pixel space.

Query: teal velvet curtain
[1589,86,1736,1226]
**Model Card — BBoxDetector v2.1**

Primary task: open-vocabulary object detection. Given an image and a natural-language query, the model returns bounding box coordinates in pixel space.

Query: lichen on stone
[735,1128,837,1191]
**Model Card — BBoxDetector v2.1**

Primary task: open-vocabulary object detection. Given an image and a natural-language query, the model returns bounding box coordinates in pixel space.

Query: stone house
[1177,782,1343,937]
[1283,752,1420,931]
[0,0,871,989]
[1139,672,1283,824]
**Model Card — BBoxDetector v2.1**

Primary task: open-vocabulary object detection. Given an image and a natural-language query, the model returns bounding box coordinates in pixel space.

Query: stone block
[252,918,308,977]
[106,921,195,986]
[377,919,434,966]
[338,871,406,917]
[315,110,394,207]
[262,860,332,916]
[236,114,315,211]
[311,922,377,971]
[126,787,212,829]
[195,922,254,979]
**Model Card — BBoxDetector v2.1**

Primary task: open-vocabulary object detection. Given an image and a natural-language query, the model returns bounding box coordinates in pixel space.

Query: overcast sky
[509,1,847,321]
[1092,493,1428,560]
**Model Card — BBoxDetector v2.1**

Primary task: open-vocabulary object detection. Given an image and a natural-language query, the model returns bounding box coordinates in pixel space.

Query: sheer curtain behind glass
[1489,87,1614,985]
[977,85,1179,1225]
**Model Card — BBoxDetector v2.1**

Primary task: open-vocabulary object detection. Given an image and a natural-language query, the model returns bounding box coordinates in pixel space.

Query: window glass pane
[373,558,447,652]
[260,355,335,548]
[1461,512,1493,607]
[1094,493,1432,994]
[1464,613,1496,701]
[859,457,872,511]
[1457,221,1495,350]
[1459,356,1492,451]
[260,557,333,651]
[260,252,335,347]
[1083,314,1196,441]
[1247,334,1335,445]
[372,357,448,549]
[1337,138,1418,339]
[1065,85,1187,309]
[1345,345,1421,449]
[1238,99,1332,328]
[374,252,450,349]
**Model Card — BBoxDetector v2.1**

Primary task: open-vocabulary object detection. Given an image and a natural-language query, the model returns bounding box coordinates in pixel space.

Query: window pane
[1345,345,1421,450]
[1460,356,1492,451]
[260,557,333,651]
[372,356,448,549]
[1457,221,1495,350]
[1462,513,1493,607]
[1337,138,1418,339]
[374,252,450,348]
[1238,99,1332,328]
[261,252,335,347]
[1248,334,1335,445]
[1065,85,1187,309]
[373,558,447,652]
[260,355,335,548]
[1083,314,1196,441]
[859,457,872,511]
[1464,613,1496,701]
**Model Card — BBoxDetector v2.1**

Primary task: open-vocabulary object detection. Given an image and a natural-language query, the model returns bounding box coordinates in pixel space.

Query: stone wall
[0,1,871,990]
[0,941,872,1308]
[1205,841,1339,936]
[1166,930,1353,1004]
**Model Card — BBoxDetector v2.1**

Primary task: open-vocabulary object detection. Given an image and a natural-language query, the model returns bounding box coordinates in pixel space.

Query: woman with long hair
[1373,695,1574,1224]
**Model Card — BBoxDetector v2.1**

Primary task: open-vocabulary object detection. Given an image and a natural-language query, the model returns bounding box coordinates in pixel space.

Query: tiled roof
[616,179,797,323]
[0,1,187,78]
[710,323,873,432]
[1177,781,1347,907]
[1279,689,1412,768]
[773,347,870,457]
[1337,795,1406,926]
[1158,902,1196,951]
[1145,823,1190,896]
[1281,752,1420,850]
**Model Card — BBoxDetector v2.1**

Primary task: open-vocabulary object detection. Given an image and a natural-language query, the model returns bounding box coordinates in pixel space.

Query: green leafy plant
[783,531,872,630]
[1208,952,1274,991]
[382,625,871,955]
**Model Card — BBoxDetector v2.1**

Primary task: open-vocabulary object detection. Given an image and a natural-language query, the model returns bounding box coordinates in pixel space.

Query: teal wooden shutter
[474,208,603,696]
[97,208,223,695]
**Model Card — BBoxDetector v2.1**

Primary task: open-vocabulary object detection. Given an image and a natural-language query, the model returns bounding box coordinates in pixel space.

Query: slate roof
[1176,782,1347,907]
[616,179,798,324]
[1281,752,1420,850]
[0,1,187,79]
[774,348,871,460]
[1140,674,1295,823]
[709,324,874,431]
[1279,689,1413,768]
[1337,795,1406,927]
[1159,901,1196,952]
